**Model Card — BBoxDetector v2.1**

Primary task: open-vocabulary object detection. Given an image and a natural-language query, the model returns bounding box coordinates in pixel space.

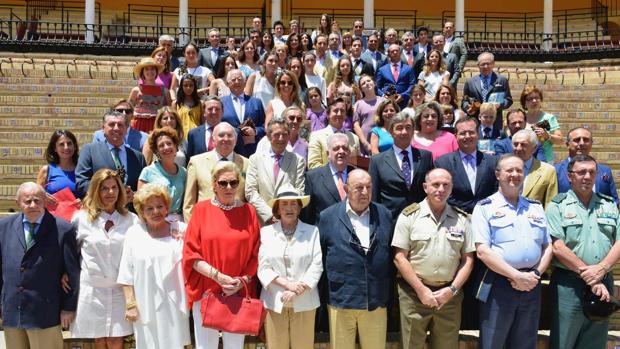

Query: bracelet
[599,263,610,273]
[125,301,137,310]
[449,284,459,296]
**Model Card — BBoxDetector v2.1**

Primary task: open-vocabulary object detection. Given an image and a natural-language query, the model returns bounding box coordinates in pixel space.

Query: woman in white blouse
[258,185,323,349]
[70,168,139,349]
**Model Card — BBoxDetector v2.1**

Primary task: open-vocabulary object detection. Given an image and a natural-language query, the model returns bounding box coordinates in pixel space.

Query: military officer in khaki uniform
[392,168,475,349]
[546,154,620,349]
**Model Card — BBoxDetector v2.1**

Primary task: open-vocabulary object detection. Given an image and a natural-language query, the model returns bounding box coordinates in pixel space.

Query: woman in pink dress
[411,101,458,160]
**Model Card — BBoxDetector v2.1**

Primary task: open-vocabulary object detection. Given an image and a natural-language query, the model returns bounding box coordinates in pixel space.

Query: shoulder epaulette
[479,198,492,205]
[401,203,420,216]
[524,197,541,205]
[453,206,469,217]
[596,192,615,203]
[551,193,567,204]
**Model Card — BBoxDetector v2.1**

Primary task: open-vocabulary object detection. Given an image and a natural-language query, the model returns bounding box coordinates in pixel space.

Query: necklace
[282,223,297,238]
[212,197,239,211]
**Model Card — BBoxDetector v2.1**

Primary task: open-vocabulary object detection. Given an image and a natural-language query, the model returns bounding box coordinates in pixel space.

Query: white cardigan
[258,221,323,313]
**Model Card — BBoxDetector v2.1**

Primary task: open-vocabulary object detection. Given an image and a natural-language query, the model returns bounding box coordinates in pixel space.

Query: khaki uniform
[392,199,475,349]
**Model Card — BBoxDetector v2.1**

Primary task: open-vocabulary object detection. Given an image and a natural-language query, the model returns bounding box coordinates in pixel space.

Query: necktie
[401,150,412,189]
[104,220,114,232]
[273,153,282,183]
[375,51,380,60]
[464,154,476,192]
[336,171,346,200]
[484,127,492,139]
[207,127,214,151]
[233,95,244,123]
[111,147,122,170]
[407,52,413,66]
[481,76,490,102]
[392,63,400,81]
[25,222,37,249]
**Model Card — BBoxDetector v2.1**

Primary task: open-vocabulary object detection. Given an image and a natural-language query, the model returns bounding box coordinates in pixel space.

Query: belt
[423,282,451,291]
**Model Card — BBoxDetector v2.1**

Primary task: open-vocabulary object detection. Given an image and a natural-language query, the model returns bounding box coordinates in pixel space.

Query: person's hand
[509,271,540,291]
[466,105,477,115]
[281,290,297,303]
[532,127,549,141]
[591,282,611,302]
[125,307,139,322]
[432,287,454,309]
[362,142,372,154]
[579,265,605,286]
[416,286,439,308]
[218,276,242,296]
[60,273,71,294]
[60,311,75,329]
[395,94,403,104]
[241,126,256,137]
[45,193,58,206]
[285,281,306,295]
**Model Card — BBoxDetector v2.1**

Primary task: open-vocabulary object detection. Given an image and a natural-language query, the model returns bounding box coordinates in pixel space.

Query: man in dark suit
[303,133,355,225]
[435,117,498,213]
[461,52,513,130]
[0,182,79,349]
[494,109,546,161]
[198,28,228,73]
[350,37,375,80]
[555,127,618,204]
[432,34,461,89]
[221,69,265,157]
[413,26,433,59]
[186,96,232,159]
[376,44,417,109]
[369,112,434,219]
[361,33,387,72]
[75,111,146,199]
[92,99,147,152]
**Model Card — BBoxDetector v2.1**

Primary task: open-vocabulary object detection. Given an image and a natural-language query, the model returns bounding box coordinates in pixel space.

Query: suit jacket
[351,56,375,79]
[555,158,619,204]
[361,49,387,72]
[375,62,417,109]
[245,150,306,224]
[307,127,360,170]
[434,150,499,213]
[183,150,249,221]
[368,147,434,219]
[443,52,461,88]
[461,72,513,129]
[494,136,547,162]
[75,142,146,198]
[446,36,468,71]
[312,52,336,86]
[92,128,147,152]
[198,46,229,72]
[412,43,433,58]
[221,94,266,157]
[0,211,79,329]
[523,159,558,208]
[302,164,355,225]
[186,123,245,160]
[318,201,393,310]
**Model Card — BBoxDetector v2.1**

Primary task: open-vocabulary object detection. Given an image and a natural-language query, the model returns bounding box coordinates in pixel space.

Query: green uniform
[546,190,619,349]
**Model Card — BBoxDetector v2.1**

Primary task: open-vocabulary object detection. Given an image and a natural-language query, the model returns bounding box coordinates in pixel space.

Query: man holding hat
[546,154,620,349]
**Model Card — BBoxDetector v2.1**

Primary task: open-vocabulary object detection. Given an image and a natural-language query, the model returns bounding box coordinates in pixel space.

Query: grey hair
[389,111,414,132]
[512,129,539,146]
[226,69,245,83]
[267,116,289,135]
[401,31,414,41]
[15,182,45,201]
[213,121,237,141]
[327,133,350,151]
[158,34,175,44]
[477,51,495,63]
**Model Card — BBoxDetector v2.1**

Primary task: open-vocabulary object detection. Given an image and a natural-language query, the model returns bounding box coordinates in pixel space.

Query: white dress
[70,210,139,338]
[117,222,190,349]
[418,70,450,100]
[173,65,212,90]
[251,72,275,111]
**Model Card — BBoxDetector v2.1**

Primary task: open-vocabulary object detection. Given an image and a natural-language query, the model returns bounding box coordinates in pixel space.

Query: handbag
[200,277,266,335]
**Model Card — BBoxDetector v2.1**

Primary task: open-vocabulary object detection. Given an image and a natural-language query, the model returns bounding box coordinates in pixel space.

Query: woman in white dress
[71,168,139,349]
[417,49,450,102]
[118,183,190,349]
[265,70,305,127]
[245,51,277,111]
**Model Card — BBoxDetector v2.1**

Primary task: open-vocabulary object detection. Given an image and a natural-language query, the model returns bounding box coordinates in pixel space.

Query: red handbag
[200,278,266,336]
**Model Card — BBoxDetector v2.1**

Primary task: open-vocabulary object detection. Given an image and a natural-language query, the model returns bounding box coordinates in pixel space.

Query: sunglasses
[217,179,240,189]
[115,108,133,114]
[279,80,294,86]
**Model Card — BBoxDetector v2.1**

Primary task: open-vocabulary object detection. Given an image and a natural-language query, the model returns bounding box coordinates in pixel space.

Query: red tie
[407,52,413,66]
[392,63,399,81]
[207,127,214,151]
[336,171,346,200]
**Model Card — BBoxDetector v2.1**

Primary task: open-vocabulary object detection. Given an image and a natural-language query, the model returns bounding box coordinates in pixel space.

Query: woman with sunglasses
[264,70,305,128]
[183,161,260,349]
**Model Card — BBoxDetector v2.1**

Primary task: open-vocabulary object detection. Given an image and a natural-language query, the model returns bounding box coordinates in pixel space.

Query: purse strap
[235,277,251,300]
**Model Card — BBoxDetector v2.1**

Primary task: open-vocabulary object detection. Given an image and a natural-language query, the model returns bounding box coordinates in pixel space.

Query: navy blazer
[434,150,499,213]
[375,62,417,109]
[318,201,393,310]
[555,158,618,204]
[75,142,146,198]
[92,127,147,152]
[368,147,434,219]
[0,211,79,329]
[461,72,513,130]
[186,123,244,160]
[302,164,355,225]
[494,136,547,162]
[221,94,266,157]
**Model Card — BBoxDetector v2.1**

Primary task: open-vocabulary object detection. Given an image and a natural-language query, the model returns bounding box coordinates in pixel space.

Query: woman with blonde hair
[70,168,139,349]
[264,70,304,127]
[417,49,450,101]
[327,56,361,104]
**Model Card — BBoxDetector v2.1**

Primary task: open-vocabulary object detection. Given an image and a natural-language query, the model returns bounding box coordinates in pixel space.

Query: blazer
[302,164,355,224]
[461,72,513,129]
[318,201,393,310]
[312,51,336,86]
[183,150,249,221]
[494,136,547,162]
[434,150,499,213]
[75,142,146,198]
[361,49,387,72]
[221,94,266,157]
[0,211,79,329]
[446,36,468,72]
[523,159,558,208]
[412,43,433,58]
[368,146,434,219]
[258,221,322,313]
[92,128,147,152]
[307,127,360,170]
[350,56,375,79]
[245,150,306,224]
[375,62,417,109]
[198,46,229,72]
[555,158,619,204]
[186,123,245,160]
[443,52,461,88]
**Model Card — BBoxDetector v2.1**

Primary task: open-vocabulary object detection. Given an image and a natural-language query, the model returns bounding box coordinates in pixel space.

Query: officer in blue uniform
[471,154,553,349]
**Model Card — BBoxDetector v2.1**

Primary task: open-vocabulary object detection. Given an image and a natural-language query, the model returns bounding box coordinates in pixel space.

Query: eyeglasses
[115,108,133,114]
[216,179,240,188]
[279,80,294,86]
[287,115,304,122]
[354,25,363,28]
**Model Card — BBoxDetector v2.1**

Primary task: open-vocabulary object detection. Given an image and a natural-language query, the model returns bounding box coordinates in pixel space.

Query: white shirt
[444,36,454,54]
[346,201,371,250]
[231,93,246,123]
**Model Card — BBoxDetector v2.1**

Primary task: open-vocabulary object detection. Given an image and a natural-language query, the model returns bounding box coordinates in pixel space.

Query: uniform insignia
[551,193,567,204]
[596,192,615,203]
[401,202,420,216]
[453,206,469,217]
[492,211,505,218]
[479,198,492,205]
[449,227,463,236]
[524,197,541,205]
[564,212,577,219]
[527,213,544,224]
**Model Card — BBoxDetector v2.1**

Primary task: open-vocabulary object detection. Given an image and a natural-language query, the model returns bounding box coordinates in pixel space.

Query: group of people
[1,15,618,349]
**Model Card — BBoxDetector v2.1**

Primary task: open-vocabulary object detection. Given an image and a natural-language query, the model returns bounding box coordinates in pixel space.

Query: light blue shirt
[472,191,551,270]
[329,163,348,185]
[138,161,187,214]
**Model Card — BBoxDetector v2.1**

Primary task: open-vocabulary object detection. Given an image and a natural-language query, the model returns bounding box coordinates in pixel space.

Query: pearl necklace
[212,197,239,211]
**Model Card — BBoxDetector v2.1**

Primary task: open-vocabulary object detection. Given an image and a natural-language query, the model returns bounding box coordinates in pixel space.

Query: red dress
[182,200,260,307]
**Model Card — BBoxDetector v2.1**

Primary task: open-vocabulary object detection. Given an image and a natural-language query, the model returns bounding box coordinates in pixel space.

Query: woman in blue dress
[36,130,79,203]
[370,99,399,154]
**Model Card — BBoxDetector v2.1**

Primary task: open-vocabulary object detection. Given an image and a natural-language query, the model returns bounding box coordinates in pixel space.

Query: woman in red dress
[182,161,260,349]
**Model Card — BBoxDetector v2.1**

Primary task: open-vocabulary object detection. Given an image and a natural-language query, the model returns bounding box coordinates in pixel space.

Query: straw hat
[133,57,164,77]
[267,185,310,209]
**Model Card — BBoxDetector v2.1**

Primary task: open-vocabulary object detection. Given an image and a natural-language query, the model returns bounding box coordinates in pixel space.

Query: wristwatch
[532,269,541,277]
[449,284,459,296]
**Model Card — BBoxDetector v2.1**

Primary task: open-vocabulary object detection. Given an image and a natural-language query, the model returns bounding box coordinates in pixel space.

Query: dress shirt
[523,157,533,178]
[444,36,453,53]
[204,123,216,143]
[329,163,349,187]
[210,47,220,64]
[105,141,128,172]
[392,144,414,179]
[232,93,246,123]
[22,213,44,242]
[218,152,234,162]
[345,201,370,250]
[459,150,477,191]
